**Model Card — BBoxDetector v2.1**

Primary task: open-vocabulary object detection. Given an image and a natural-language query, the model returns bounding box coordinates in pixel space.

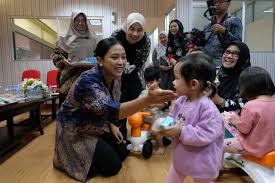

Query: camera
[204,0,216,21]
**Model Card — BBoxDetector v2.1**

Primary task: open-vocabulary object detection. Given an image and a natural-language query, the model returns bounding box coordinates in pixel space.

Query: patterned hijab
[57,11,97,62]
[218,41,251,99]
[156,31,168,60]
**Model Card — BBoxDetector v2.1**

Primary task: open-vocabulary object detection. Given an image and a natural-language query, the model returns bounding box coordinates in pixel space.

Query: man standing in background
[204,0,242,66]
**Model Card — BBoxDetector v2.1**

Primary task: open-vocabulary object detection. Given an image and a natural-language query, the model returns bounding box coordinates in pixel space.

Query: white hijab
[57,11,97,62]
[156,31,168,60]
[122,12,145,42]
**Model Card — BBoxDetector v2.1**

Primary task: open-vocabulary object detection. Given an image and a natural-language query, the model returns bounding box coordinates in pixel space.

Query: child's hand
[158,121,182,138]
[223,111,240,126]
[228,114,239,126]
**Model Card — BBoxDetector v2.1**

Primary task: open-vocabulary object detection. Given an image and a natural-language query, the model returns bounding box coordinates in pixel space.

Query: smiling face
[73,14,87,32]
[169,22,180,36]
[98,44,127,79]
[126,22,144,44]
[222,45,240,69]
[159,33,168,45]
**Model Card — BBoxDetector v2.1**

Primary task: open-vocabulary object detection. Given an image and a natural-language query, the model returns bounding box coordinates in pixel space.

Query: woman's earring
[99,63,103,67]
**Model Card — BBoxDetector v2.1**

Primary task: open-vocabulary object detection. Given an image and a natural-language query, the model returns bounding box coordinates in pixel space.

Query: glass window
[246,0,273,51]
[11,17,104,60]
[192,5,209,31]
[13,32,53,60]
[165,8,176,32]
[246,2,254,24]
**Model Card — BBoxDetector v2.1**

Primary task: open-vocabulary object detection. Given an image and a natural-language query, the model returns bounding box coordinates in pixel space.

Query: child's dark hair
[189,28,205,47]
[239,66,275,99]
[144,66,160,82]
[178,53,216,95]
[189,47,208,54]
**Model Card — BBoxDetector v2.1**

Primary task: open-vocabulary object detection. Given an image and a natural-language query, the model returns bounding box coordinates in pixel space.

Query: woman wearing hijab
[211,41,251,113]
[111,12,151,139]
[152,31,173,91]
[51,11,97,105]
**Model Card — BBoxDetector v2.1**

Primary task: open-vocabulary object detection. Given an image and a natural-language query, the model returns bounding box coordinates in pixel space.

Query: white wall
[246,15,273,51]
[0,0,173,85]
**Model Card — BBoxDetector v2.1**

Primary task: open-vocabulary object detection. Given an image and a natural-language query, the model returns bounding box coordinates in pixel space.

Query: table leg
[34,105,44,135]
[7,117,14,139]
[51,98,57,119]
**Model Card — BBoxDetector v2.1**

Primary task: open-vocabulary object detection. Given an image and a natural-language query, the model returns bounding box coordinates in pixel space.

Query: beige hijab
[122,12,145,42]
[57,11,97,62]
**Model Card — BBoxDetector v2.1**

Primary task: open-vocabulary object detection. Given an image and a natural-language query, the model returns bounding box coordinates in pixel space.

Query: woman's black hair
[168,19,185,45]
[239,66,275,99]
[178,53,217,95]
[144,66,160,82]
[94,37,122,59]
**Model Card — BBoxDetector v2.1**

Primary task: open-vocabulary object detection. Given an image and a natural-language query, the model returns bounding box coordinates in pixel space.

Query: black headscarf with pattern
[218,41,251,99]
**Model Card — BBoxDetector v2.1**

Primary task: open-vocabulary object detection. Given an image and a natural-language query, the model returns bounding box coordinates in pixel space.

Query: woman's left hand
[158,121,182,138]
[110,123,123,143]
[211,93,225,108]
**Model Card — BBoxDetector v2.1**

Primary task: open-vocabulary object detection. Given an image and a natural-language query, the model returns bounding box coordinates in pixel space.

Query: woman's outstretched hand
[147,83,177,105]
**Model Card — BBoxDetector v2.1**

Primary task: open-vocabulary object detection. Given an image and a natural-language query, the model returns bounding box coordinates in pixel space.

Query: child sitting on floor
[223,66,275,158]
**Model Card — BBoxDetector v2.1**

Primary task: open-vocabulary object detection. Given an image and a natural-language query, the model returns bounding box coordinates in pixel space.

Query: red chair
[22,69,41,80]
[46,70,58,86]
[47,70,59,93]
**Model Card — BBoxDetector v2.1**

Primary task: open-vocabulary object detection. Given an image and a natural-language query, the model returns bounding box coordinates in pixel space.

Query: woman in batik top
[53,38,176,182]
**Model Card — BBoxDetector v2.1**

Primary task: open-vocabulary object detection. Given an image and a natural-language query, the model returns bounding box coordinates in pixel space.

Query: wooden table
[0,95,58,156]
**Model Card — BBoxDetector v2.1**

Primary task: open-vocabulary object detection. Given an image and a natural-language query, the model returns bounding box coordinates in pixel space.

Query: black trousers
[59,93,67,108]
[88,133,129,177]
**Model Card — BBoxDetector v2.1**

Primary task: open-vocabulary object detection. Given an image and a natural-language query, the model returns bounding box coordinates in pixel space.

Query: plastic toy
[127,112,153,159]
[224,152,275,183]
[160,116,176,128]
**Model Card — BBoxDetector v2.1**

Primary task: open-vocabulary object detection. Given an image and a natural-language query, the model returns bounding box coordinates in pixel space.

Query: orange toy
[127,112,153,159]
[243,151,275,168]
[128,112,150,137]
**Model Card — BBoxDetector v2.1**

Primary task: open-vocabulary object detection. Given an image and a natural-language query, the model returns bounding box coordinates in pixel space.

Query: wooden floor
[0,118,253,183]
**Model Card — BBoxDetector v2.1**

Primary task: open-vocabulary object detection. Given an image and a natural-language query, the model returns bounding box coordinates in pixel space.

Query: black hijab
[218,41,251,99]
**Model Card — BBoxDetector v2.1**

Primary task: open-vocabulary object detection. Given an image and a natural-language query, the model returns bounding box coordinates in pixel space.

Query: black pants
[88,133,129,177]
[59,93,67,108]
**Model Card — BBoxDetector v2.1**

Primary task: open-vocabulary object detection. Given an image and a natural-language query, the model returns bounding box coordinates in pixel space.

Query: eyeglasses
[223,50,239,57]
